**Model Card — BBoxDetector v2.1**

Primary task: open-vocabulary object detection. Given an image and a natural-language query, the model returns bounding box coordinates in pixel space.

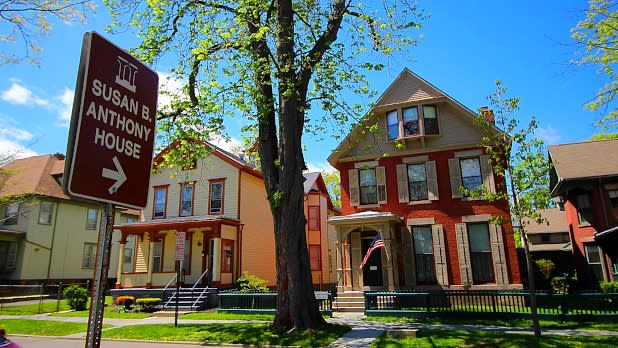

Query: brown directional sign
[64,32,158,209]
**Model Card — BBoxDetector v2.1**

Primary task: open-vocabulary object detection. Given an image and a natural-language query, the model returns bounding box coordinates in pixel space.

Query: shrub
[236,272,268,293]
[551,273,578,294]
[135,297,161,312]
[63,285,88,311]
[600,280,618,293]
[535,259,555,280]
[115,295,135,311]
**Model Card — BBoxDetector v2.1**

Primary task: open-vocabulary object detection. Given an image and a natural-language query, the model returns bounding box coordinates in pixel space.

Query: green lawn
[0,319,94,336]
[371,329,618,348]
[366,316,618,331]
[0,300,71,315]
[180,312,273,321]
[101,323,350,346]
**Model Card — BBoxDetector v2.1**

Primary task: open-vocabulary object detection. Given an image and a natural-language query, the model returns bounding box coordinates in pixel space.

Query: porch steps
[162,287,211,311]
[333,291,365,312]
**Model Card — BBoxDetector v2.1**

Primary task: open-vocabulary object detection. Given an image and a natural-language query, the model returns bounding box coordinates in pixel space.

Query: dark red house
[549,139,618,288]
[327,69,522,292]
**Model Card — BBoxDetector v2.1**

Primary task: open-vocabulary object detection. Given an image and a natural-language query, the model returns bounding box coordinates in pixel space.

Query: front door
[362,236,384,286]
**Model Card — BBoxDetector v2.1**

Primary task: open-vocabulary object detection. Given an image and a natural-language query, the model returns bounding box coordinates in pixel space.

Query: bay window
[412,226,436,284]
[385,104,439,140]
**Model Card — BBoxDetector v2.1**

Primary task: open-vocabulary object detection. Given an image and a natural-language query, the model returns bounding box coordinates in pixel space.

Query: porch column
[335,240,344,290]
[351,232,362,290]
[146,238,155,288]
[382,226,396,291]
[115,242,125,289]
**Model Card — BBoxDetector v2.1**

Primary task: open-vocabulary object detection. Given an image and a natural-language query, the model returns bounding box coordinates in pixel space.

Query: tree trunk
[522,229,542,337]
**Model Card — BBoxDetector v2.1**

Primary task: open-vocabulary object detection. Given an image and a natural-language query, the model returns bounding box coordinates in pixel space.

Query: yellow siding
[221,225,237,240]
[144,152,240,220]
[238,171,276,286]
[8,198,135,281]
[162,232,175,273]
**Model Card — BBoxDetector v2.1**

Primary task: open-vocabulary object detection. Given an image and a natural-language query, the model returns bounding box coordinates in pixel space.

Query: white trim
[407,217,435,226]
[462,214,492,223]
[455,149,482,158]
[402,155,429,164]
[354,161,379,169]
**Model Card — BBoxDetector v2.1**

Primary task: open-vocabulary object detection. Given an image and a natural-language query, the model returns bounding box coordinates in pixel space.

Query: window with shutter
[432,225,448,285]
[448,159,463,198]
[348,169,360,206]
[455,223,472,285]
[376,166,387,204]
[412,226,436,284]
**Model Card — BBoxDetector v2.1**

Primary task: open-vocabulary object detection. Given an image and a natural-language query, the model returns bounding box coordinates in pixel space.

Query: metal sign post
[85,203,115,348]
[174,232,185,327]
[63,31,157,348]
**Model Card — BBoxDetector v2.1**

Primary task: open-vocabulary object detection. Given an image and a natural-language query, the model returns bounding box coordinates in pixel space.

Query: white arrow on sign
[102,156,127,194]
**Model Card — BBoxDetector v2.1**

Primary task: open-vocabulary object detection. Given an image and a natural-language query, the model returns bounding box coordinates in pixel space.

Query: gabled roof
[153,140,262,179]
[549,139,618,196]
[328,68,502,165]
[303,171,334,210]
[522,208,568,234]
[0,154,68,200]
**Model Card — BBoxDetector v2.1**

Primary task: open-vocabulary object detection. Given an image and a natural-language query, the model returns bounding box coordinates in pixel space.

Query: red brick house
[548,139,618,288]
[327,69,522,291]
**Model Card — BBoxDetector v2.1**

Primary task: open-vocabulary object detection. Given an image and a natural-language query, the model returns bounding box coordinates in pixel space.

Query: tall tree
[0,0,95,64]
[321,169,341,208]
[106,0,425,331]
[571,0,618,129]
[471,81,553,337]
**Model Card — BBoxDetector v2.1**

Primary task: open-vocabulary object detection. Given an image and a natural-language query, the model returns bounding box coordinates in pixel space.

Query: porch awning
[595,225,618,241]
[0,229,25,241]
[529,242,571,252]
[114,215,241,232]
[327,211,403,226]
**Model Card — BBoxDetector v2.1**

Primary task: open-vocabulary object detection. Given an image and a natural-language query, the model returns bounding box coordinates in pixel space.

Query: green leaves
[571,0,618,129]
[472,81,553,232]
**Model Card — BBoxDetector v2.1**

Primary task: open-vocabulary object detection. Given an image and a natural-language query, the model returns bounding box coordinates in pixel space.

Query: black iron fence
[365,290,618,321]
[218,290,333,316]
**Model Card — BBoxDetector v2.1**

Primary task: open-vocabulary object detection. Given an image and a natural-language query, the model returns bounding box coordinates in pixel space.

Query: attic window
[386,104,439,140]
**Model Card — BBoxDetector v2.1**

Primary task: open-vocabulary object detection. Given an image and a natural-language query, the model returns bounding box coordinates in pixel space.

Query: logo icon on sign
[116,56,137,93]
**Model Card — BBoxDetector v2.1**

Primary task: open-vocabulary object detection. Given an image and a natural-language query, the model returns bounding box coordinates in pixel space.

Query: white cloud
[535,125,561,145]
[210,135,243,153]
[2,82,34,105]
[0,119,37,160]
[306,161,336,173]
[55,88,74,127]
[0,80,72,127]
[157,72,186,111]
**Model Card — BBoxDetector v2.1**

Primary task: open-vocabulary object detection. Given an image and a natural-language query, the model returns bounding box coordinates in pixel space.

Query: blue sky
[0,0,607,171]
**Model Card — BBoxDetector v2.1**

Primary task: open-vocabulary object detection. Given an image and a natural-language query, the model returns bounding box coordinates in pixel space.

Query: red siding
[338,147,521,285]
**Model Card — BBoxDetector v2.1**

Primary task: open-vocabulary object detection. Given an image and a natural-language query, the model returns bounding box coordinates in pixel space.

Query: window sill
[460,196,486,202]
[578,222,592,228]
[357,204,380,209]
[408,200,432,205]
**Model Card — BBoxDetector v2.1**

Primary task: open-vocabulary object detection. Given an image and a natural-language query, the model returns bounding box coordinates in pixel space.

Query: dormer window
[387,111,398,141]
[423,105,439,135]
[386,104,439,140]
[403,106,419,136]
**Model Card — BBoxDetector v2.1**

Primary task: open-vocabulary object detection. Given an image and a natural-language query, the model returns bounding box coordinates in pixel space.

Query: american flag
[359,232,385,270]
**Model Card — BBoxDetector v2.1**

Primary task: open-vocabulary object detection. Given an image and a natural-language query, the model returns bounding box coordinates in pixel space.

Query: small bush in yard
[600,280,618,293]
[236,272,268,293]
[63,285,88,311]
[115,296,135,312]
[136,298,161,312]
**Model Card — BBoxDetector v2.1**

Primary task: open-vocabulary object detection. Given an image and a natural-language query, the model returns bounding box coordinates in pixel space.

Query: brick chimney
[479,106,495,125]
